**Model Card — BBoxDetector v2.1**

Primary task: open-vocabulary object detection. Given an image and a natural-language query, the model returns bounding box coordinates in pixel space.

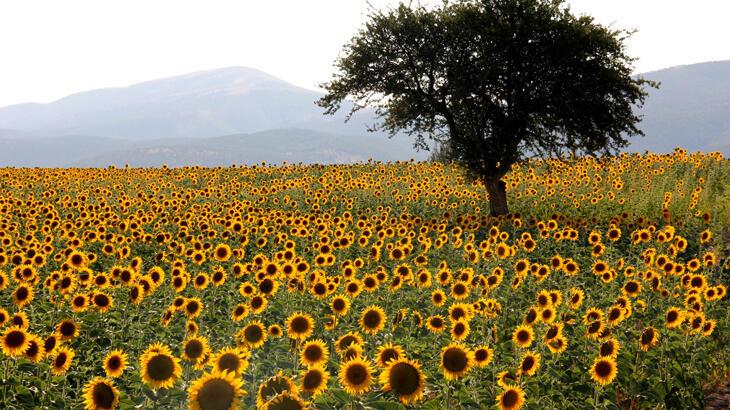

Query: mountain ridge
[0,61,727,167]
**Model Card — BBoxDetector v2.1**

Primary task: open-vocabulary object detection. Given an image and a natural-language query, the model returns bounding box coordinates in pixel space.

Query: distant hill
[0,66,380,140]
[69,128,417,168]
[629,60,730,154]
[0,62,728,168]
[0,129,416,168]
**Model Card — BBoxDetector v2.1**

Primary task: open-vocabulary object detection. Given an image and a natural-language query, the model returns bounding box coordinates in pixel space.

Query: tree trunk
[484,177,508,216]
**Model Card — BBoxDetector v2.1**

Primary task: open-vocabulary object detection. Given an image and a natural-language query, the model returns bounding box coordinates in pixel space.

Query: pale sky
[0,0,728,107]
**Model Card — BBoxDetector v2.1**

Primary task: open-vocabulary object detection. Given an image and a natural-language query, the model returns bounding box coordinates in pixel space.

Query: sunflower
[23,334,45,363]
[379,358,426,404]
[57,319,80,341]
[43,333,60,355]
[92,291,114,313]
[330,295,350,316]
[184,297,204,319]
[547,335,568,354]
[139,343,182,389]
[341,344,364,362]
[473,345,494,367]
[52,346,75,375]
[212,243,232,262]
[665,307,684,329]
[238,321,267,349]
[359,305,386,335]
[586,320,605,340]
[376,343,404,368]
[0,308,9,327]
[639,327,659,351]
[599,338,620,358]
[496,384,526,410]
[590,356,618,385]
[300,365,330,398]
[188,370,245,410]
[1,326,31,357]
[71,293,90,313]
[213,347,250,377]
[518,351,540,376]
[339,357,375,396]
[431,289,447,307]
[182,335,210,365]
[426,315,446,333]
[11,284,34,308]
[300,339,329,368]
[512,325,534,348]
[539,306,556,324]
[261,392,308,410]
[440,343,473,380]
[286,312,315,341]
[335,332,363,354]
[257,372,298,408]
[82,377,119,410]
[103,349,128,378]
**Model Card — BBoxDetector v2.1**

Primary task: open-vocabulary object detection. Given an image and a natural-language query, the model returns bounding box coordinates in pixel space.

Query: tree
[318,0,657,215]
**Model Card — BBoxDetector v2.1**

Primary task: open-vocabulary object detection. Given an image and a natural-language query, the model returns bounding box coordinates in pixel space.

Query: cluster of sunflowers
[0,149,727,409]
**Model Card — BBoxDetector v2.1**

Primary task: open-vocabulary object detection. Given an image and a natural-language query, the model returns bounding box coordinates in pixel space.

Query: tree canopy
[318,0,656,215]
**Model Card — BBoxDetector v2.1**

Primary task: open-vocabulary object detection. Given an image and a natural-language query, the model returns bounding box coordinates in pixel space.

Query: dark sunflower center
[55,353,68,367]
[502,389,519,407]
[346,364,368,385]
[16,287,29,300]
[218,354,240,373]
[6,330,26,348]
[363,311,381,329]
[25,342,39,357]
[641,329,654,344]
[108,356,121,369]
[304,346,322,362]
[44,337,57,352]
[442,348,467,372]
[588,321,601,333]
[333,299,346,311]
[667,311,678,322]
[260,280,274,294]
[60,322,76,337]
[546,327,558,340]
[380,349,399,364]
[290,317,310,334]
[185,341,204,359]
[147,355,174,381]
[521,356,535,372]
[244,326,263,343]
[303,370,323,390]
[186,302,200,314]
[474,349,488,361]
[517,330,529,342]
[92,382,116,409]
[339,336,357,350]
[389,362,420,396]
[595,360,612,377]
[197,379,234,410]
[94,294,110,307]
[600,342,615,357]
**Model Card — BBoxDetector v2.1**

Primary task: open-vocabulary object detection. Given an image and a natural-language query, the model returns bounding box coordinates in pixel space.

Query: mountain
[68,128,417,168]
[628,60,730,154]
[0,62,728,168]
[0,66,378,139]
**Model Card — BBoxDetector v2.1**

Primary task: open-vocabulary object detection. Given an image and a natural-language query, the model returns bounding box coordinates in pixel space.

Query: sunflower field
[0,148,728,409]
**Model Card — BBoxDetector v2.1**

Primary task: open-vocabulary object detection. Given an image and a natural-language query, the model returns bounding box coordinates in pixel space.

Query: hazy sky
[0,0,728,107]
